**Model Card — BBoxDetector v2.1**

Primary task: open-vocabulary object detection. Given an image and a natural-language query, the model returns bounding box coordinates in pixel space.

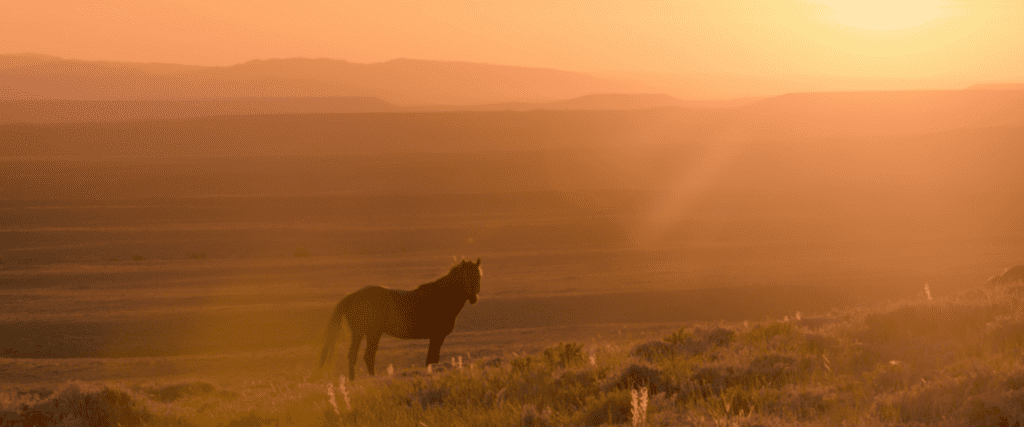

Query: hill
[5,87,1023,151]
[738,89,1024,135]
[440,93,762,112]
[0,97,400,124]
[0,54,652,105]
[0,93,758,124]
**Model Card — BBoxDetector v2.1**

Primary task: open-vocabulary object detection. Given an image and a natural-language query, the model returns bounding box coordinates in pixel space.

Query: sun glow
[763,0,997,57]
[813,0,943,30]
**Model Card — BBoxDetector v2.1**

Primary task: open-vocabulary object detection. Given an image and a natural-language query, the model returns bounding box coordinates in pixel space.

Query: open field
[2,147,1021,362]
[6,2,1024,423]
[1,98,1023,425]
[1,184,1018,366]
[3,285,1024,426]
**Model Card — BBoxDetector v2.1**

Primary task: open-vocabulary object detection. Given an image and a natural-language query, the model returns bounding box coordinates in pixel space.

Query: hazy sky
[3,0,1022,81]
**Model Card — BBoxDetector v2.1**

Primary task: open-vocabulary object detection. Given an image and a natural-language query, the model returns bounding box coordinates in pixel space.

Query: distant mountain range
[968,83,1024,90]
[2,53,1023,128]
[4,87,1024,159]
[0,93,767,124]
[0,53,655,105]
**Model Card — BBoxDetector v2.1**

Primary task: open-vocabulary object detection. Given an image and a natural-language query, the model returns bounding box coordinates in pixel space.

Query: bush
[577,390,632,427]
[148,381,238,402]
[521,404,553,427]
[11,383,153,427]
[604,364,675,395]
[661,326,736,358]
[741,322,798,348]
[748,354,812,386]
[631,340,676,363]
[542,343,585,368]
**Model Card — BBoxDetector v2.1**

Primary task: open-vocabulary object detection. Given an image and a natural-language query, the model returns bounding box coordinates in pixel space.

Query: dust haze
[1,49,1023,425]
[2,53,1020,356]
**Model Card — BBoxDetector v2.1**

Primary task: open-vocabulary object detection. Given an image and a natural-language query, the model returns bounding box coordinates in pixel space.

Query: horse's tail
[318,296,349,372]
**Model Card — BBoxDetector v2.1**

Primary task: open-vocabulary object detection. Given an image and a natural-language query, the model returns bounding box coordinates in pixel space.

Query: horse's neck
[417,275,463,298]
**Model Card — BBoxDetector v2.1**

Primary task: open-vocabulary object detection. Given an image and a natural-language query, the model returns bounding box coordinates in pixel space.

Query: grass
[3,286,1024,426]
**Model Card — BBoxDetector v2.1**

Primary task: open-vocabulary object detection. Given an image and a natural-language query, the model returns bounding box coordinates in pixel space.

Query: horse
[318,258,482,379]
[988,265,1024,286]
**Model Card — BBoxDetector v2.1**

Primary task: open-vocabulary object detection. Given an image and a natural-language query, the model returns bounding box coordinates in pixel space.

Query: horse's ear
[476,258,481,265]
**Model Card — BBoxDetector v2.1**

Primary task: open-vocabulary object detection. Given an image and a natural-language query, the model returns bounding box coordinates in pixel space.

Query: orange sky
[3,0,1023,83]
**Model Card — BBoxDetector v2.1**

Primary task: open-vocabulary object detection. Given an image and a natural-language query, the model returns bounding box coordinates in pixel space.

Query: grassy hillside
[3,284,1022,426]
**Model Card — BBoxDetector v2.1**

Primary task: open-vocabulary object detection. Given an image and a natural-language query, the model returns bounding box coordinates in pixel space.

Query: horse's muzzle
[468,295,478,304]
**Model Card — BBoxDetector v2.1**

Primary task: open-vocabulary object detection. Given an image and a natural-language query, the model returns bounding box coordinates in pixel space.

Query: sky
[3,0,1023,83]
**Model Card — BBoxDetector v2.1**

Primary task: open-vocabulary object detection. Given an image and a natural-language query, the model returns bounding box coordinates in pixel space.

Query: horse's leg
[346,331,364,380]
[426,336,446,366]
[363,330,383,376]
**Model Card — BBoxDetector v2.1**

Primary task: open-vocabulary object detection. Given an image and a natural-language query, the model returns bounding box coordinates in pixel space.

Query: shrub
[521,404,553,427]
[864,361,912,393]
[963,391,1024,427]
[577,389,632,427]
[510,355,533,372]
[11,383,153,427]
[148,381,238,402]
[800,332,839,355]
[862,303,994,345]
[661,326,736,358]
[543,343,585,368]
[778,386,841,420]
[406,379,448,410]
[688,364,748,398]
[548,369,604,412]
[748,354,805,386]
[741,321,798,348]
[631,341,676,363]
[604,364,675,395]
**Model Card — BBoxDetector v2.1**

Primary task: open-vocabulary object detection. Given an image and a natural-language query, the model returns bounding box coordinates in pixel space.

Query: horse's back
[1005,265,1024,283]
[990,265,1024,285]
[342,286,394,330]
[348,285,388,298]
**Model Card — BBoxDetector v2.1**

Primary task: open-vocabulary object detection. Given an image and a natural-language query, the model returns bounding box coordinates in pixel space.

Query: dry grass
[3,286,1024,426]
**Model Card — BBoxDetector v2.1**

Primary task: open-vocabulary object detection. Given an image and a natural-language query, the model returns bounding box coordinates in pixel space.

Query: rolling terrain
[0,54,651,105]
[2,64,1024,424]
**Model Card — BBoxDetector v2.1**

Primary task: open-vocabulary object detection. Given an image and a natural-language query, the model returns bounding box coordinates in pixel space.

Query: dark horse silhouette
[318,258,481,379]
[989,265,1024,286]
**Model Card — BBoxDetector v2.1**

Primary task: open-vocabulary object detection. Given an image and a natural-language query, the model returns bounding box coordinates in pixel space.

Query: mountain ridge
[0,54,653,105]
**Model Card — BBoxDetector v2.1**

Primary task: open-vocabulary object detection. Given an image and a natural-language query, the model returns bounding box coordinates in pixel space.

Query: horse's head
[988,267,1010,286]
[450,258,482,304]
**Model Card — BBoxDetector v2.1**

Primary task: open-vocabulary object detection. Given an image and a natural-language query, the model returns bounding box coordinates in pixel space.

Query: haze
[4,0,1024,97]
[4,1,1024,424]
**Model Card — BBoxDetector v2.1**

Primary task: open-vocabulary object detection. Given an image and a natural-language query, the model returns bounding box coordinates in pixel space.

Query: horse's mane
[415,261,474,293]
